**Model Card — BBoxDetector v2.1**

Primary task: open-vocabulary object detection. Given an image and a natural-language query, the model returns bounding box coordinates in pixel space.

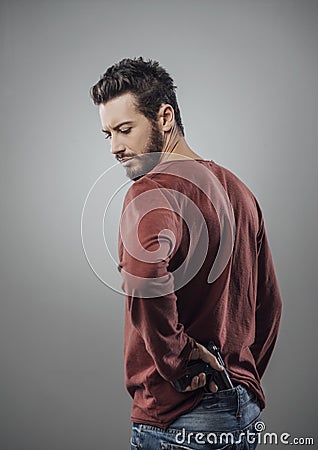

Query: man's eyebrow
[102,120,134,133]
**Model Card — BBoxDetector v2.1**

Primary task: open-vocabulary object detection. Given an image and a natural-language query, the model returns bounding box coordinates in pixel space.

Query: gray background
[1,0,317,448]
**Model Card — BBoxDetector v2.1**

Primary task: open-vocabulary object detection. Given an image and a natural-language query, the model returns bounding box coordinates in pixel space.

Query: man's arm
[250,212,283,379]
[119,180,222,386]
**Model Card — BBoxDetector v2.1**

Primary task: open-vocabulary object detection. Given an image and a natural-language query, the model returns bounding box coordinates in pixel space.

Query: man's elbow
[120,268,175,299]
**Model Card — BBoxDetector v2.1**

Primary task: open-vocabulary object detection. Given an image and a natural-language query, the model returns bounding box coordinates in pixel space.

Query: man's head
[90,57,184,180]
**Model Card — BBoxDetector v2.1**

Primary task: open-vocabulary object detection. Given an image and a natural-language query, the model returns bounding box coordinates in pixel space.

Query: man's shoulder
[125,164,183,197]
[124,159,258,208]
[212,161,258,198]
[125,174,160,199]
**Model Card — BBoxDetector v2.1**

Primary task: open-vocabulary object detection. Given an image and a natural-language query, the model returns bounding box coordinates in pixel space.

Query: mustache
[116,153,136,161]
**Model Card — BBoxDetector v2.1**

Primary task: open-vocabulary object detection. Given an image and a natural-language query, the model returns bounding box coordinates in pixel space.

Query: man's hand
[182,343,224,393]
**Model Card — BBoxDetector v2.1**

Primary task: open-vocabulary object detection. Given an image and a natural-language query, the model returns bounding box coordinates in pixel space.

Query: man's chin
[125,166,148,181]
[125,153,162,180]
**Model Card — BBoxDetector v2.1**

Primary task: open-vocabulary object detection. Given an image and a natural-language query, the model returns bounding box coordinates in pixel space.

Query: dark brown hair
[90,57,184,135]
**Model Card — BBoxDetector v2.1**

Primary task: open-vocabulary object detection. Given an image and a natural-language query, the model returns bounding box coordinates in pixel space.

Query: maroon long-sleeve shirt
[118,159,282,429]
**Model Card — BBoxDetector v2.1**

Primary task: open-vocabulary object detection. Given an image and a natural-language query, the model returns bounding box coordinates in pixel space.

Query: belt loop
[235,386,242,418]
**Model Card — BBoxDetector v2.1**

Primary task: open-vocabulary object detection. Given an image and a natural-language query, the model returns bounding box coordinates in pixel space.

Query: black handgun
[172,341,234,393]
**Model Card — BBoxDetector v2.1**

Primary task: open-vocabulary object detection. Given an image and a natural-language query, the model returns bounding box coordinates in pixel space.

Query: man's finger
[208,379,218,393]
[183,372,206,392]
[191,343,224,372]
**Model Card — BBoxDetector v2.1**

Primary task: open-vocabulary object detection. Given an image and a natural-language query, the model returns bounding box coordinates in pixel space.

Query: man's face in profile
[99,92,163,180]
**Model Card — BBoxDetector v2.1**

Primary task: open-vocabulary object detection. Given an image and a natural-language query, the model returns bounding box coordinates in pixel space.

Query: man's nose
[110,135,125,155]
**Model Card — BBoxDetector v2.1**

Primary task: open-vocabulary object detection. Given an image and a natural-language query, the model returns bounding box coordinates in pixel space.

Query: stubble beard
[125,123,164,181]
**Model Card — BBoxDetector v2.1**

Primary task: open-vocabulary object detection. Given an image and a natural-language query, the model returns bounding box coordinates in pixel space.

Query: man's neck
[161,130,203,163]
[172,137,204,161]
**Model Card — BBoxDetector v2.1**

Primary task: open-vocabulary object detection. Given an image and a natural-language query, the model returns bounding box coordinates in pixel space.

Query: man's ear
[158,104,175,132]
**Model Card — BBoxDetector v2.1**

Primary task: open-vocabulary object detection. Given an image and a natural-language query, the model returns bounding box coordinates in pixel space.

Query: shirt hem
[130,390,205,430]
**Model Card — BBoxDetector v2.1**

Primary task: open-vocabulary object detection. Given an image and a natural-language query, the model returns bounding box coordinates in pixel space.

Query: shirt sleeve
[118,178,197,382]
[250,209,283,379]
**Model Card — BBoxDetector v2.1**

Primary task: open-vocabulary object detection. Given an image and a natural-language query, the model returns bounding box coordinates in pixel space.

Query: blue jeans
[130,385,261,449]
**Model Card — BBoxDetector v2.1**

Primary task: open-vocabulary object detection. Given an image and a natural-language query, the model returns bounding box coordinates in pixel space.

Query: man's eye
[119,128,131,134]
[104,133,111,140]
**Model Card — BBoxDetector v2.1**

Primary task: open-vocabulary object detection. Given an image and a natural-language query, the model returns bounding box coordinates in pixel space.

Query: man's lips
[117,156,136,166]
[118,156,134,162]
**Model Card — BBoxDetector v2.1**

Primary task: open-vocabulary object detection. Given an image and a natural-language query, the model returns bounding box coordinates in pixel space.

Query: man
[90,57,282,450]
